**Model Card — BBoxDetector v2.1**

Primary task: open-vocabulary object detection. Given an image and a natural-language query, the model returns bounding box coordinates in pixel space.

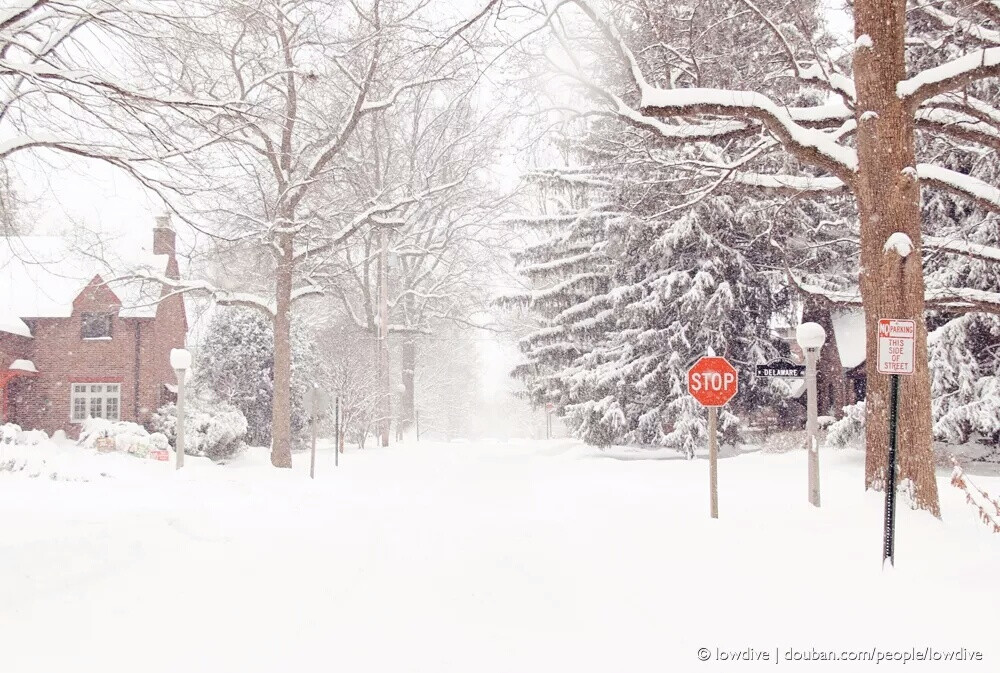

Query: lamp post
[170,348,191,470]
[795,322,827,507]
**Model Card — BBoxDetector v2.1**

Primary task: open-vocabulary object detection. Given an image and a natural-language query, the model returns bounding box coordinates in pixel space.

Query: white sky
[12,150,165,251]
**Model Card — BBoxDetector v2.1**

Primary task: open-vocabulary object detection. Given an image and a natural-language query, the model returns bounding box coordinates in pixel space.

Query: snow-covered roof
[0,235,170,330]
[0,315,31,337]
[776,305,867,370]
[9,359,37,373]
[831,308,866,369]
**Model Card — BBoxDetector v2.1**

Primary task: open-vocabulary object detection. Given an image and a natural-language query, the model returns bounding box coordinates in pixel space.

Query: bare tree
[0,1,225,191]
[321,86,513,441]
[146,0,497,466]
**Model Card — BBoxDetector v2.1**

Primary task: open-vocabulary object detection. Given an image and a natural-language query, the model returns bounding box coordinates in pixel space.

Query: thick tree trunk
[854,0,940,515]
[271,232,294,468]
[400,337,416,438]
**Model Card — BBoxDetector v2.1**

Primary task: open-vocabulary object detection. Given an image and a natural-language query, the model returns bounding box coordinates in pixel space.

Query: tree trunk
[271,231,294,468]
[854,0,940,515]
[400,337,416,438]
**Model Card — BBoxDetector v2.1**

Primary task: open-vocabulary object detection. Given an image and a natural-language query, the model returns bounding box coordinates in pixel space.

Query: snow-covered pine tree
[196,307,323,447]
[909,4,1000,451]
[502,1,857,453]
[504,112,833,453]
[499,120,618,426]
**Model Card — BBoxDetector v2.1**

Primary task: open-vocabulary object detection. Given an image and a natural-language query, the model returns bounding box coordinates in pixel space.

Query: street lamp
[795,322,827,507]
[170,348,192,470]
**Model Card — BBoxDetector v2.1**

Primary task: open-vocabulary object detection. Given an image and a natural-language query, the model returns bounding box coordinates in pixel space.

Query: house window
[81,313,112,339]
[70,383,121,422]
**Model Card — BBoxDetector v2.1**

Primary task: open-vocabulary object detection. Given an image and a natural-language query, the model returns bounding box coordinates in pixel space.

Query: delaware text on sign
[877,319,915,375]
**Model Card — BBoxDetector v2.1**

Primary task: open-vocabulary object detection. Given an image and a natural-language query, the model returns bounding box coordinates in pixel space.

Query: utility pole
[378,225,390,447]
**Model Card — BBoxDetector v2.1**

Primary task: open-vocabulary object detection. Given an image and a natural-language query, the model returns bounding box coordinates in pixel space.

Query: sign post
[687,356,739,519]
[876,319,916,567]
[545,402,554,439]
[170,348,192,471]
[304,386,317,479]
[334,395,340,467]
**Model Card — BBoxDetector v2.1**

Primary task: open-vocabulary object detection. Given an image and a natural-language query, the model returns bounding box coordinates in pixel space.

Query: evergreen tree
[196,307,322,447]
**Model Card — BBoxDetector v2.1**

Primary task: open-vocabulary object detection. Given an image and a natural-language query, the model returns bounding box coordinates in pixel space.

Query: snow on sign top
[877,319,916,375]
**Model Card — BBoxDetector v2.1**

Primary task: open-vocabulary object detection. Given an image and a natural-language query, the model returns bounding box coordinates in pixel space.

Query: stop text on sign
[687,356,739,407]
[690,372,737,392]
[877,318,915,375]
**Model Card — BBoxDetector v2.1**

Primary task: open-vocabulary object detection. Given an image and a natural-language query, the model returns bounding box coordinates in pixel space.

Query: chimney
[153,213,176,256]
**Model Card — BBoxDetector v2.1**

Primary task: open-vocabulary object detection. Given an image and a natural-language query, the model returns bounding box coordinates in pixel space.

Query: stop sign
[687,356,739,407]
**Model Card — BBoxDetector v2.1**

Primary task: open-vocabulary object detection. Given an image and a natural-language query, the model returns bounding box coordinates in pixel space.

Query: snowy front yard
[1,439,997,672]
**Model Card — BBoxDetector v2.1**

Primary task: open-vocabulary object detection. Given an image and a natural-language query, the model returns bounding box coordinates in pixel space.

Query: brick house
[0,216,187,436]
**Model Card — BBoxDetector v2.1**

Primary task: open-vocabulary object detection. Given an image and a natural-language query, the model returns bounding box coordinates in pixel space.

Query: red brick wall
[6,273,187,437]
[136,278,188,422]
[0,332,32,369]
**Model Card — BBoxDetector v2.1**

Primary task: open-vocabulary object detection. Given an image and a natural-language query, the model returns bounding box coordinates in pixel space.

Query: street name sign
[755,359,806,378]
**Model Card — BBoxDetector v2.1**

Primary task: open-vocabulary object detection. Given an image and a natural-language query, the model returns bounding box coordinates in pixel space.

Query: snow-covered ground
[1,438,997,672]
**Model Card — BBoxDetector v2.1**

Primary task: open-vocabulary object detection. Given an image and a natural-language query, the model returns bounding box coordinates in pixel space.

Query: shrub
[195,307,322,447]
[950,457,1000,534]
[76,418,169,458]
[1,423,21,445]
[151,399,248,461]
[827,401,866,448]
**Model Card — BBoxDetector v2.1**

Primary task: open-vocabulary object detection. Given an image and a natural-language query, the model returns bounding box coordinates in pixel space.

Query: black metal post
[882,374,900,567]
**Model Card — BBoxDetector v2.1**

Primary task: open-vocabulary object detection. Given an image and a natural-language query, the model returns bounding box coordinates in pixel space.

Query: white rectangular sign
[877,319,916,375]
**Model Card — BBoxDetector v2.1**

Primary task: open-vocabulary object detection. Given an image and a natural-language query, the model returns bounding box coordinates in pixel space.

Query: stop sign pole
[687,356,739,519]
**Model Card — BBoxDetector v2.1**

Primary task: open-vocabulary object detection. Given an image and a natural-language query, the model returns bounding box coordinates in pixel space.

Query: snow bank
[0,439,996,672]
[77,417,169,458]
[0,423,172,482]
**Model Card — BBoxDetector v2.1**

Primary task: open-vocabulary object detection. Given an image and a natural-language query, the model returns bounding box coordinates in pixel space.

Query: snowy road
[1,439,997,672]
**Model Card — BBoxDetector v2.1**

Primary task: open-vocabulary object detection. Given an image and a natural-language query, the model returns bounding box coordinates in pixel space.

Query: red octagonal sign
[687,356,739,407]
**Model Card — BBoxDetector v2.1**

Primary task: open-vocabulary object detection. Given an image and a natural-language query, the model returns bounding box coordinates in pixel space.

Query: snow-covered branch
[640,88,858,180]
[565,0,857,182]
[926,287,1000,314]
[130,270,322,318]
[898,47,1000,107]
[925,236,1000,263]
[918,5,1000,46]
[918,163,1000,213]
[790,275,1000,316]
[732,173,848,194]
